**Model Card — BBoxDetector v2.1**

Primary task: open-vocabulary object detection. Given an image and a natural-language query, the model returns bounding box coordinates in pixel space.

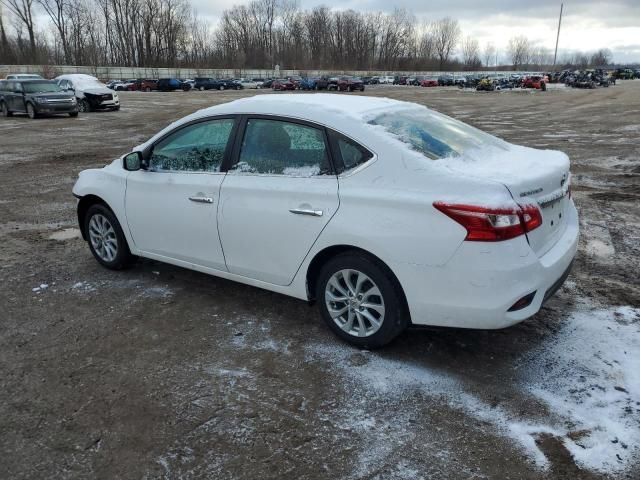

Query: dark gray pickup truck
[0,79,78,119]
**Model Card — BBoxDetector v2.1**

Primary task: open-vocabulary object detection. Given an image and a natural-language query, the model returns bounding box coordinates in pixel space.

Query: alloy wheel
[325,269,385,337]
[88,213,118,262]
[27,103,36,119]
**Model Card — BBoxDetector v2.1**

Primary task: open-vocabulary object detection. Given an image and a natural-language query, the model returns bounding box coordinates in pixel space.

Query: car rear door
[125,116,237,270]
[217,116,339,286]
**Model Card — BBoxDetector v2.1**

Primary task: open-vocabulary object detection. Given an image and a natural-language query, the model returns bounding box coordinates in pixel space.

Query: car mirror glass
[123,152,143,171]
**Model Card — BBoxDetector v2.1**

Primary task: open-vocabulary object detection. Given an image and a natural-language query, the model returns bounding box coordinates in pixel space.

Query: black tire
[1,101,12,117]
[113,105,120,111]
[84,203,135,270]
[316,251,409,348]
[26,103,37,119]
[145,87,151,92]
[79,99,90,112]
[69,111,79,117]
[219,85,225,91]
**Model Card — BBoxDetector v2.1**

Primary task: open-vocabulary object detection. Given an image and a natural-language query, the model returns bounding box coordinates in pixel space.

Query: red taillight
[433,202,542,242]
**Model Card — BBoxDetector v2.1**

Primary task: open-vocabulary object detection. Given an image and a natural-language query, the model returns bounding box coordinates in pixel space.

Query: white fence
[1,64,532,81]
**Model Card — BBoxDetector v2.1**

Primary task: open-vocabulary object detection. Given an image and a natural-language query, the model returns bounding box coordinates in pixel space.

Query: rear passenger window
[333,134,373,172]
[230,118,332,177]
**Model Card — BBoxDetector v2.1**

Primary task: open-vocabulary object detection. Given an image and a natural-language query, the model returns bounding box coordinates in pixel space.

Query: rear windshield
[22,81,63,93]
[368,108,508,159]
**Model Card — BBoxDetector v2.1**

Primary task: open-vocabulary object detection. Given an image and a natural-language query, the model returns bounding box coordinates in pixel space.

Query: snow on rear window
[368,108,508,160]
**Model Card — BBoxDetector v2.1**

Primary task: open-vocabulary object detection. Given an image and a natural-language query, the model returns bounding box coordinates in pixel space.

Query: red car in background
[522,75,547,90]
[288,76,303,89]
[337,76,365,92]
[272,79,295,91]
[140,79,158,92]
[420,78,439,87]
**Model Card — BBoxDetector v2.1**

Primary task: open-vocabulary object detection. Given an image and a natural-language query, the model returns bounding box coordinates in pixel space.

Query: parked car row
[1,73,119,118]
[105,77,259,92]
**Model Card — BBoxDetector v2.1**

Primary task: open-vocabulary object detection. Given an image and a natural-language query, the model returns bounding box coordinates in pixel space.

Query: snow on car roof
[56,74,99,81]
[197,94,415,119]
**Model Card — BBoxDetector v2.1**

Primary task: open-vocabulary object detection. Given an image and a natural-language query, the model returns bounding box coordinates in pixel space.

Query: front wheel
[26,103,37,119]
[84,204,135,270]
[316,252,409,348]
[78,99,90,112]
[69,111,79,117]
[219,85,225,91]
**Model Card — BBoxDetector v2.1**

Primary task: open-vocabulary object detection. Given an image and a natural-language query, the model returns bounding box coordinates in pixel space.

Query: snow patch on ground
[48,227,81,241]
[521,304,640,473]
[307,300,640,474]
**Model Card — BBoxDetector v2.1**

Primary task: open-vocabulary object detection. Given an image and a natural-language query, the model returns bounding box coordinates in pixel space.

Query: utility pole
[553,3,563,65]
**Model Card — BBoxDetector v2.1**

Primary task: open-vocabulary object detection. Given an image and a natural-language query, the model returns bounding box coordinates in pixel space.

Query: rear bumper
[395,200,579,329]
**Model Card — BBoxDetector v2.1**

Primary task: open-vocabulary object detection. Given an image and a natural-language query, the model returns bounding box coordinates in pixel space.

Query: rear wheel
[26,103,37,119]
[69,111,79,117]
[1,101,12,117]
[145,87,151,92]
[84,204,135,270]
[219,85,225,91]
[316,252,409,348]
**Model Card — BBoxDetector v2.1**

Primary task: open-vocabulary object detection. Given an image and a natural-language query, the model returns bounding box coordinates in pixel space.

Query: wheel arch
[77,194,112,240]
[305,244,411,321]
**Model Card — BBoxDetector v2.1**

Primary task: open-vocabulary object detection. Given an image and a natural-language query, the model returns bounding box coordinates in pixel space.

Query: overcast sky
[190,0,640,63]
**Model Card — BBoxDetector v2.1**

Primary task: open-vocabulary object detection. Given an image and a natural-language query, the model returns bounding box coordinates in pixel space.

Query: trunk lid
[440,144,571,257]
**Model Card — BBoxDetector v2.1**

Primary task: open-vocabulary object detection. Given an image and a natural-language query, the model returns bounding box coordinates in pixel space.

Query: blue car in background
[299,76,330,90]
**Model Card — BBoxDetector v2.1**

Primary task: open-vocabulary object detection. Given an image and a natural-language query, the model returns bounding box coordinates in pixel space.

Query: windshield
[369,108,508,160]
[71,77,105,89]
[22,81,63,93]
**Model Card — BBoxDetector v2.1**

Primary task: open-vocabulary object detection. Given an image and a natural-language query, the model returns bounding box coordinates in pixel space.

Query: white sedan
[72,94,578,347]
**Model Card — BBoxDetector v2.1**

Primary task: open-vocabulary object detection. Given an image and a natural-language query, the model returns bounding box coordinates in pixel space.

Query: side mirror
[123,151,143,171]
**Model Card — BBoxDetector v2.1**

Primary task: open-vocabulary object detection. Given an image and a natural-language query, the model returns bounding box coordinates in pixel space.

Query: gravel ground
[1,82,639,479]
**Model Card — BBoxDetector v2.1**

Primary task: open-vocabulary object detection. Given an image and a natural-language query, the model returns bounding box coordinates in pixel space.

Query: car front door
[125,116,237,270]
[217,116,339,286]
[9,82,25,112]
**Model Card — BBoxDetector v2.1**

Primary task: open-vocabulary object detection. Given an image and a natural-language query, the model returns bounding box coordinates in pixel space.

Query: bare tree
[590,48,612,67]
[461,36,480,69]
[507,35,530,70]
[482,41,495,68]
[432,17,460,70]
[38,0,71,63]
[0,4,14,62]
[1,0,37,58]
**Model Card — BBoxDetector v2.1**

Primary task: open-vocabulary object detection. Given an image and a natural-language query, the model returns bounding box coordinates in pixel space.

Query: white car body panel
[73,94,579,330]
[218,174,339,285]
[125,170,227,271]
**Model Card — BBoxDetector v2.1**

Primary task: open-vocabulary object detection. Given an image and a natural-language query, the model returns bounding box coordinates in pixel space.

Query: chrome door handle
[289,208,323,217]
[189,196,214,204]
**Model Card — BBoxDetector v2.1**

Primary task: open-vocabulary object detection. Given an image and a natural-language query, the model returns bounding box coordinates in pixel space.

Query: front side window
[149,118,234,173]
[230,119,331,177]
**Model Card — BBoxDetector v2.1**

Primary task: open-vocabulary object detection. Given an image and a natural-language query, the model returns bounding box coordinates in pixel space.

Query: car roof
[134,94,432,154]
[56,74,99,81]
[203,94,406,118]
